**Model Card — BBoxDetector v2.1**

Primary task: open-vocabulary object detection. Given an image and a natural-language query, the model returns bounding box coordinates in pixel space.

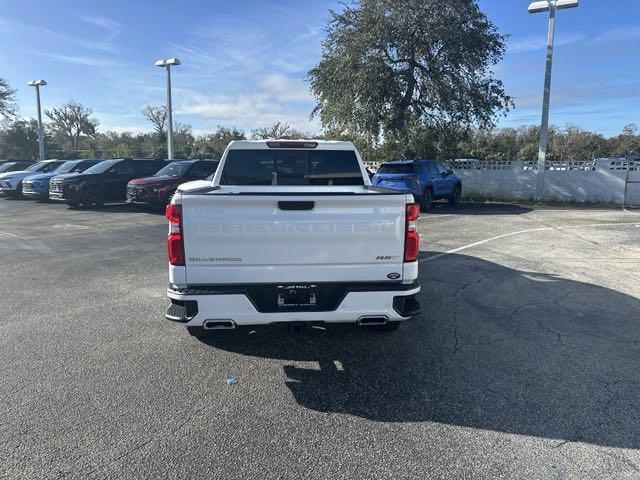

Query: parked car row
[0,158,219,208]
[0,156,460,211]
[0,161,36,174]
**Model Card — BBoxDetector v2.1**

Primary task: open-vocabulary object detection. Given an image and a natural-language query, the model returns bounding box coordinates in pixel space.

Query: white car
[0,160,66,197]
[165,140,422,336]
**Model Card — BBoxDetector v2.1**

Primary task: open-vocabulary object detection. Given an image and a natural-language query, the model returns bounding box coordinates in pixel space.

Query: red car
[126,160,218,207]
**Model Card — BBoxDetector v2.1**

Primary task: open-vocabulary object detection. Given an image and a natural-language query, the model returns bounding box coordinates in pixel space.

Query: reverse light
[166,204,185,266]
[404,203,420,262]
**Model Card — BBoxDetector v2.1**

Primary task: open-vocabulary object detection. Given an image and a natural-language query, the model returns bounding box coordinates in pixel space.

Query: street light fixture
[528,0,578,201]
[155,58,181,160]
[27,79,47,162]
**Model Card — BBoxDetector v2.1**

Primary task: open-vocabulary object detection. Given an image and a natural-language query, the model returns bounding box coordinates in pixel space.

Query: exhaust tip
[357,316,388,326]
[203,319,236,330]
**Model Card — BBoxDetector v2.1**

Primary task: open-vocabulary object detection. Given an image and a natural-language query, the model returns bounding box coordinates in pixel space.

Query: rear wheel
[449,184,461,205]
[81,187,104,207]
[420,188,433,212]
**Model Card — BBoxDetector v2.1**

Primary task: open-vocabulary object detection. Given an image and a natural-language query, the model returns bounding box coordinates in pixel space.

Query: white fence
[451,158,640,205]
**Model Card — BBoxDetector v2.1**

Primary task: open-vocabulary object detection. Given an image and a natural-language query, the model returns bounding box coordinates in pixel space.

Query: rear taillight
[166,204,185,266]
[404,203,420,262]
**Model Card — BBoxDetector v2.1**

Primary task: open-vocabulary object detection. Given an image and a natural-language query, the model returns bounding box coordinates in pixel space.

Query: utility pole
[27,80,47,161]
[528,0,579,200]
[155,58,181,160]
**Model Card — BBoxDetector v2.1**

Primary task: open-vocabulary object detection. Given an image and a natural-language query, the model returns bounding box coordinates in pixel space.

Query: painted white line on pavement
[421,222,640,263]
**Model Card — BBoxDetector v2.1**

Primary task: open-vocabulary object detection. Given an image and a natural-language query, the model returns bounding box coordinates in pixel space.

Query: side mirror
[447,169,454,175]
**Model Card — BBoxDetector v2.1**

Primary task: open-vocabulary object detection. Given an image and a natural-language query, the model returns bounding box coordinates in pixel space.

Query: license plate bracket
[277,284,317,307]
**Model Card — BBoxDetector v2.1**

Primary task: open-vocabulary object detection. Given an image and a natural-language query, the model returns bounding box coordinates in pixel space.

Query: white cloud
[591,26,640,43]
[80,15,121,52]
[259,74,313,103]
[153,8,325,133]
[175,89,319,133]
[173,70,316,132]
[0,15,118,53]
[36,52,118,67]
[508,25,640,55]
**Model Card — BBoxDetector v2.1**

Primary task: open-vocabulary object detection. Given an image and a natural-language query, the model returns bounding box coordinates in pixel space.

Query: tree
[251,121,310,140]
[142,105,167,141]
[0,78,17,121]
[0,118,40,160]
[308,0,512,144]
[173,122,195,159]
[549,125,608,162]
[608,123,640,157]
[192,126,246,159]
[45,101,99,151]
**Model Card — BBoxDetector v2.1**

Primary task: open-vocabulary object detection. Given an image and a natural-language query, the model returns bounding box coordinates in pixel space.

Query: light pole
[528,0,578,200]
[155,58,181,160]
[27,80,47,161]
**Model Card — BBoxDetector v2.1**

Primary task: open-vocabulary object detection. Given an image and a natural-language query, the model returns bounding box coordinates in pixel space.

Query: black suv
[49,159,168,207]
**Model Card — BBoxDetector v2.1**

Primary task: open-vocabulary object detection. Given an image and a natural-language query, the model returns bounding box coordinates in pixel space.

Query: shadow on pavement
[426,202,533,215]
[68,203,164,215]
[196,251,640,449]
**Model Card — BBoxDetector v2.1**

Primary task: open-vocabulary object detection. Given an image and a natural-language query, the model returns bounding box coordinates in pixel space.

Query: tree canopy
[0,78,18,120]
[142,105,167,141]
[0,119,40,159]
[45,101,99,151]
[251,121,310,140]
[308,0,512,145]
[192,127,246,159]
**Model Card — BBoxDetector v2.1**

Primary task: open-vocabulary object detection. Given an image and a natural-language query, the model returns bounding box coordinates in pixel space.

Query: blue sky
[0,0,638,137]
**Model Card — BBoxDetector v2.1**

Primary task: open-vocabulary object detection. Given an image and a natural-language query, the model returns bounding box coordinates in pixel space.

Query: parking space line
[421,222,640,262]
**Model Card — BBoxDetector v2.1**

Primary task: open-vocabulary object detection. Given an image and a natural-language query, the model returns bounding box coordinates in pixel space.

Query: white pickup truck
[165,140,421,336]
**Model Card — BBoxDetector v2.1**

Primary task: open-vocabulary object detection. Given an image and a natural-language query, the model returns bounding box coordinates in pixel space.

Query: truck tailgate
[181,192,407,284]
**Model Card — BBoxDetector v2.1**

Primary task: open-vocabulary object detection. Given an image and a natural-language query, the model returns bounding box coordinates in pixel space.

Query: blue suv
[22,159,102,200]
[372,160,462,211]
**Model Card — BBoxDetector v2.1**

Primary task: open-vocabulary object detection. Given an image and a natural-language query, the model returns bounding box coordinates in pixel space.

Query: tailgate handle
[278,201,315,211]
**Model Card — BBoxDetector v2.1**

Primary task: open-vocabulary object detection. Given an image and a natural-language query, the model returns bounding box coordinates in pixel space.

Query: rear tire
[81,187,104,207]
[449,185,461,205]
[420,188,433,212]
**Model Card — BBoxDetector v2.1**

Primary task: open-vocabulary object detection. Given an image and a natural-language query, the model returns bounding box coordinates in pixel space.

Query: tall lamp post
[27,80,47,162]
[528,0,578,200]
[155,58,181,160]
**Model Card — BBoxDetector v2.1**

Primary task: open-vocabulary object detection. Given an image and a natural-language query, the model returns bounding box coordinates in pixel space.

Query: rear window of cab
[220,149,364,186]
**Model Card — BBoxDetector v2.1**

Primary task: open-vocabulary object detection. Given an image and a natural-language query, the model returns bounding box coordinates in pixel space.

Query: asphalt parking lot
[1,199,640,479]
